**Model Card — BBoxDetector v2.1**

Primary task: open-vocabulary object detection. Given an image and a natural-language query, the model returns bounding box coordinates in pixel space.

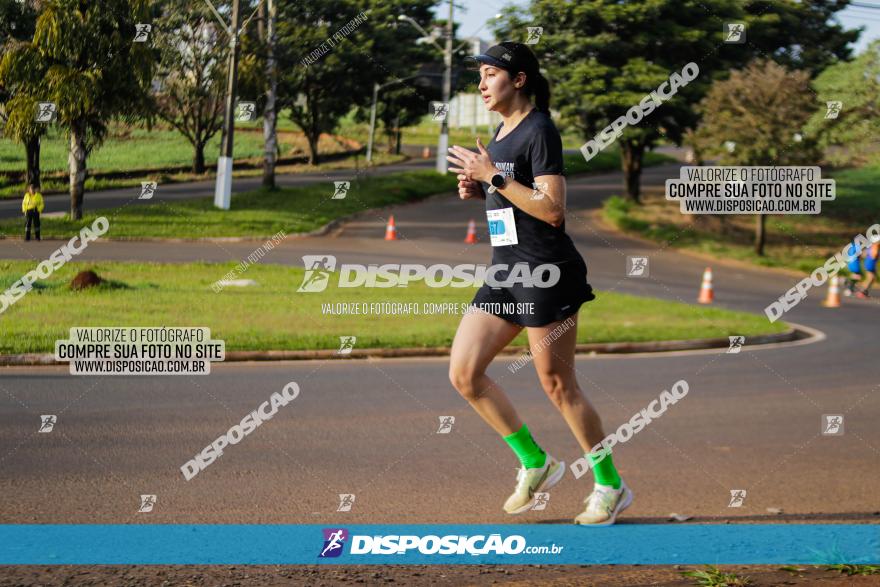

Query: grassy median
[0,260,788,355]
[0,125,360,198]
[0,170,460,239]
[603,163,880,273]
[0,151,675,240]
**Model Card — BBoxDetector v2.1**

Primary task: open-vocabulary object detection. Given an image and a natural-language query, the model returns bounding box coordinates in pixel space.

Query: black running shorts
[470,257,596,327]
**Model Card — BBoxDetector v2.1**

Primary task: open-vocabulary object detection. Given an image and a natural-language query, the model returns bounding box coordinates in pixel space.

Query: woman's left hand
[446,137,496,183]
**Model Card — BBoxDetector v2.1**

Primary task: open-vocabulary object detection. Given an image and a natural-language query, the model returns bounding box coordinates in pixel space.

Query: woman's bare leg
[525,313,606,452]
[448,309,524,436]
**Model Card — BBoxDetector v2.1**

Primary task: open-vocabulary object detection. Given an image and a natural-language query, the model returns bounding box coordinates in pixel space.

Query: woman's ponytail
[531,71,551,114]
[497,41,551,113]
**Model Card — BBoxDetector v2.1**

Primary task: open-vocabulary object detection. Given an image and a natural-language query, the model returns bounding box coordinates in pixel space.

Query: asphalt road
[0,160,878,527]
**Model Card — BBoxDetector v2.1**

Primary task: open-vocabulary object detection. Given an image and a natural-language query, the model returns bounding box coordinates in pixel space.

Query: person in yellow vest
[21,184,44,241]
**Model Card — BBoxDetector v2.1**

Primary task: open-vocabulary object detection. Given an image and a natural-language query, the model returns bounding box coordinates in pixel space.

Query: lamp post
[396,10,501,174]
[213,0,241,210]
[366,74,443,163]
[203,0,264,208]
[397,7,452,174]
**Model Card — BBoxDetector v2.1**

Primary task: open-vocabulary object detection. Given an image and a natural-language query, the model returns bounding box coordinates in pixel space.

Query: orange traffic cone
[464,219,478,244]
[697,267,714,304]
[822,275,841,308]
[422,146,431,159]
[384,215,398,241]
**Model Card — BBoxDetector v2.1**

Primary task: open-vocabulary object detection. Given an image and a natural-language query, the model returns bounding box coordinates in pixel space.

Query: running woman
[843,239,864,297]
[446,42,633,526]
[855,240,878,298]
[843,238,879,298]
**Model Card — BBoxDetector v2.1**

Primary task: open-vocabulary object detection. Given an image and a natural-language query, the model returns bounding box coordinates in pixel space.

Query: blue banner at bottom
[1,524,877,565]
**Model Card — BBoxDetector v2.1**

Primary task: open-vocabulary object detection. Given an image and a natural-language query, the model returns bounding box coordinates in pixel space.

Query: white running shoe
[574,479,633,526]
[503,455,565,514]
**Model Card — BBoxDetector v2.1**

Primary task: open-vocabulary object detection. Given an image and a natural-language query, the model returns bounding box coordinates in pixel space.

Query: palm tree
[0,0,45,189]
[1,0,156,219]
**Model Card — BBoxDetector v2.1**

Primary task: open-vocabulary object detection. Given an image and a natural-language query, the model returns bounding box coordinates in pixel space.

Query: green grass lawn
[0,125,357,176]
[0,150,674,240]
[0,125,356,198]
[353,114,605,152]
[563,149,674,176]
[0,127,282,175]
[603,163,880,274]
[0,260,788,354]
[0,170,459,239]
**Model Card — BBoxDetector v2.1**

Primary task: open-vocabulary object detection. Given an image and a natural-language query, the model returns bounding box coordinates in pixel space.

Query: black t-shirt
[479,108,583,266]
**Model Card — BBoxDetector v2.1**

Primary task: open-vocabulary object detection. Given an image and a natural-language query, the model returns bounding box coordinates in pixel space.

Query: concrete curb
[0,325,808,366]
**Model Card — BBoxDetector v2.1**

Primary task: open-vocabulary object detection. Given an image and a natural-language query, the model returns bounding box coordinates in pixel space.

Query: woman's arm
[447,139,565,225]
[493,174,565,227]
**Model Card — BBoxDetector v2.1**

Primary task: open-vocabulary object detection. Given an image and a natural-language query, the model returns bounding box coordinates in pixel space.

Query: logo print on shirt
[494,161,515,179]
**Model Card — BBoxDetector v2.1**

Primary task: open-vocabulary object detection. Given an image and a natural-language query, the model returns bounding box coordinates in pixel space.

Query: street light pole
[397,10,501,173]
[436,0,453,174]
[214,0,241,210]
[366,74,442,164]
[366,82,379,163]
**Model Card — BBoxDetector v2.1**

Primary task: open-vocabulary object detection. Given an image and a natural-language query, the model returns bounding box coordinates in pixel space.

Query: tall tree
[261,0,278,188]
[1,0,156,219]
[270,0,437,165]
[0,0,44,188]
[239,0,281,188]
[274,0,376,164]
[805,40,880,167]
[153,0,228,174]
[692,59,821,255]
[360,0,466,157]
[493,0,858,202]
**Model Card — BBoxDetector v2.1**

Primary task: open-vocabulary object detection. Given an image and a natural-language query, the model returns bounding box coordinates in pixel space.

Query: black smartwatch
[488,173,506,193]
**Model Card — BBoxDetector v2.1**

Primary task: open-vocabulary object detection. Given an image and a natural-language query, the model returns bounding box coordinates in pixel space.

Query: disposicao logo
[318,531,532,556]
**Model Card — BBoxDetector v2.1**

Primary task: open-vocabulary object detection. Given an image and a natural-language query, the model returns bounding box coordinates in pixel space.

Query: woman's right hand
[457,174,484,200]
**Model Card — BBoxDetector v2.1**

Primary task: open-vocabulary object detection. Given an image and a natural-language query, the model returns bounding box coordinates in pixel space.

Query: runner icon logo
[298,255,337,292]
[235,102,256,121]
[338,494,355,512]
[627,256,649,278]
[138,494,157,513]
[332,181,350,199]
[437,416,455,434]
[825,101,842,119]
[139,182,157,200]
[133,23,151,42]
[724,23,745,43]
[728,489,746,508]
[38,415,57,433]
[822,415,844,436]
[531,492,550,511]
[525,27,543,45]
[35,102,57,123]
[431,102,449,121]
[319,528,349,558]
[337,336,356,355]
[727,336,745,353]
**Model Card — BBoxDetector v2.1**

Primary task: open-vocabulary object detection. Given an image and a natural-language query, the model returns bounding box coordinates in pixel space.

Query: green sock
[503,424,547,469]
[587,448,621,489]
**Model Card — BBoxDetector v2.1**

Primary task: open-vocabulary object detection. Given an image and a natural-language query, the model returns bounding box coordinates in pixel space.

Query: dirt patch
[69,270,102,291]
[0,565,877,586]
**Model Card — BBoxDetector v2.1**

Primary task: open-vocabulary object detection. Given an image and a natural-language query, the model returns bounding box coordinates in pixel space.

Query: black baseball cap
[467,41,539,76]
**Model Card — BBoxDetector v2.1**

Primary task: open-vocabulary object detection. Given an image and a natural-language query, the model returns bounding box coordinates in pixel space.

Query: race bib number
[487,207,518,247]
